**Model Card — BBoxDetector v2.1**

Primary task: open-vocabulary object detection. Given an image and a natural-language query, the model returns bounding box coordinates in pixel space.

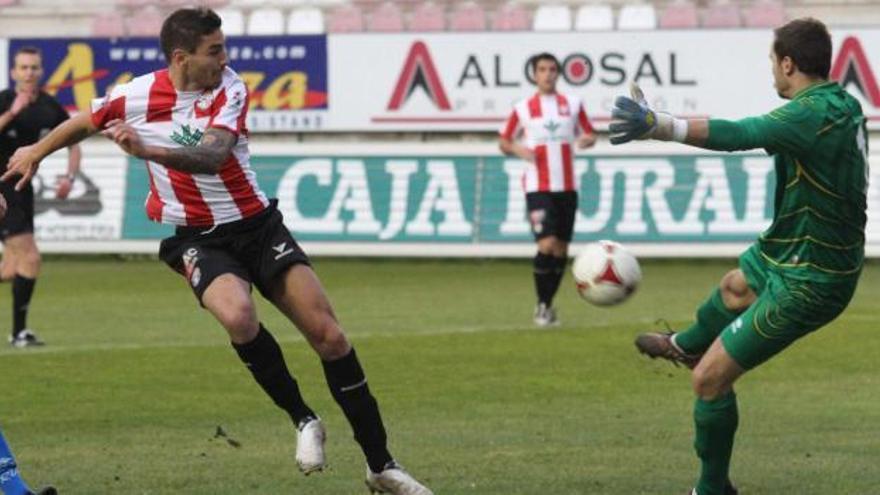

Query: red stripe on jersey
[146,70,176,122]
[527,94,542,118]
[144,162,163,222]
[561,143,574,191]
[205,88,227,123]
[555,94,571,116]
[218,155,266,219]
[578,105,594,133]
[534,145,550,192]
[236,88,250,136]
[167,169,214,226]
[91,95,126,129]
[501,111,519,140]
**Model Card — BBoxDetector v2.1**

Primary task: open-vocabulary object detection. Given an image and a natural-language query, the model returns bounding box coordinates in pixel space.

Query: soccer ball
[572,240,641,306]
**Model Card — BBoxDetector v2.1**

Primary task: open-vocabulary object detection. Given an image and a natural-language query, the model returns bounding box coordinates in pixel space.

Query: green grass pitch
[1,257,878,494]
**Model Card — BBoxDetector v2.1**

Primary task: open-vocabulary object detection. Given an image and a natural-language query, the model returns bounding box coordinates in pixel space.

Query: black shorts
[0,179,34,240]
[526,191,578,242]
[159,200,310,303]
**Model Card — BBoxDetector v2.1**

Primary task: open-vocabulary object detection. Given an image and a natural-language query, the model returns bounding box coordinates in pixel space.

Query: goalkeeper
[610,18,868,495]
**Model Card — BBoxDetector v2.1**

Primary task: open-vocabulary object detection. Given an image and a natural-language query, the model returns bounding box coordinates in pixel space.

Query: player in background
[609,18,867,495]
[0,426,56,495]
[2,9,431,495]
[499,53,597,327]
[0,46,81,348]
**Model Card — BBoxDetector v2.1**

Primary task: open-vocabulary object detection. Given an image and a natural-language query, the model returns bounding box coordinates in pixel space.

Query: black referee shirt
[0,89,70,173]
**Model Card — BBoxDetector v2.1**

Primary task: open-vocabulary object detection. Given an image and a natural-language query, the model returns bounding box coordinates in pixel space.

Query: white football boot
[9,329,45,348]
[365,461,433,495]
[533,303,559,327]
[295,416,326,474]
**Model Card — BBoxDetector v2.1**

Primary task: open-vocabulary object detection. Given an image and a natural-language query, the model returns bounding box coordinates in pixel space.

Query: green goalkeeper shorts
[720,245,859,370]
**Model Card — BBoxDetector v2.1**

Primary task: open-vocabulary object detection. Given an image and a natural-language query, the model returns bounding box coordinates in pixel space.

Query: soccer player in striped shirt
[610,18,867,495]
[3,8,431,495]
[499,53,597,327]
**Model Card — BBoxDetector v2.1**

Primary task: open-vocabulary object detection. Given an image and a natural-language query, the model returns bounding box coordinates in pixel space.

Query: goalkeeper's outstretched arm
[609,84,781,152]
[1,112,99,190]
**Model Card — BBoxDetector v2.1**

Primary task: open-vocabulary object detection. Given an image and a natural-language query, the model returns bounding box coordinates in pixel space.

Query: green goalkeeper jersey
[705,81,868,281]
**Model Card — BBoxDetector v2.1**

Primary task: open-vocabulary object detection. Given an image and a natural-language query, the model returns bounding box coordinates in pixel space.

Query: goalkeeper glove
[609,83,688,145]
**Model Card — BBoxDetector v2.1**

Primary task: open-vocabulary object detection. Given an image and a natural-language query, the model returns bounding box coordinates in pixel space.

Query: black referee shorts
[0,179,34,241]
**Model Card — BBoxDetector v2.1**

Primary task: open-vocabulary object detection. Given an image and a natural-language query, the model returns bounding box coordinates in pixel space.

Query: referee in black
[0,46,80,347]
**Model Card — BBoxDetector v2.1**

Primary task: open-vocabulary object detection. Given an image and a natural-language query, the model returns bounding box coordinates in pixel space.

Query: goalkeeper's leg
[676,269,754,355]
[0,427,34,495]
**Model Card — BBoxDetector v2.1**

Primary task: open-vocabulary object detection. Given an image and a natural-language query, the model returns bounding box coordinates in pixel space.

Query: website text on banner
[6,36,328,132]
[327,30,880,131]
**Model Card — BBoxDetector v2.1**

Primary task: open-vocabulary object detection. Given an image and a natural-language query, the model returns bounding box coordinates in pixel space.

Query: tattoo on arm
[158,128,236,174]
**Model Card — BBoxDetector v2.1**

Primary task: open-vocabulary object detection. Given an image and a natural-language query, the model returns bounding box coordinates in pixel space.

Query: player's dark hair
[160,8,222,60]
[531,52,561,73]
[773,18,832,79]
[13,46,42,59]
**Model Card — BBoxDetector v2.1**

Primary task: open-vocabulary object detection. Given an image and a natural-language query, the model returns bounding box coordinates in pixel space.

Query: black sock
[12,275,36,337]
[548,255,567,303]
[232,324,316,425]
[322,348,392,473]
[533,252,556,306]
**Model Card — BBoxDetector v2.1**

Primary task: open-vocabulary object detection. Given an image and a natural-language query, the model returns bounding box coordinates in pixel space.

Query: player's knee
[719,270,754,311]
[217,300,258,339]
[23,250,41,270]
[312,317,350,360]
[691,367,726,400]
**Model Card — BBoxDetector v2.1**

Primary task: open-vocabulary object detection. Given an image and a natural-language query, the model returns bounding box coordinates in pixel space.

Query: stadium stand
[449,1,487,31]
[230,0,265,8]
[366,1,405,31]
[617,4,657,29]
[742,0,786,27]
[701,0,742,27]
[247,7,286,34]
[409,1,446,31]
[286,6,325,33]
[126,6,165,36]
[659,0,699,28]
[328,4,365,32]
[574,5,614,31]
[533,4,572,31]
[216,7,246,35]
[574,4,614,31]
[0,0,879,37]
[91,11,126,37]
[490,2,530,31]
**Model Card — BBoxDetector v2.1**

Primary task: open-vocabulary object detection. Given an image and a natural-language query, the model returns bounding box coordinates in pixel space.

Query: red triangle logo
[830,36,880,108]
[595,261,623,285]
[387,41,451,111]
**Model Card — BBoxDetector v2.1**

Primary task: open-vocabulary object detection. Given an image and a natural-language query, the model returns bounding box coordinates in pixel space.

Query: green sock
[694,392,739,495]
[675,288,739,355]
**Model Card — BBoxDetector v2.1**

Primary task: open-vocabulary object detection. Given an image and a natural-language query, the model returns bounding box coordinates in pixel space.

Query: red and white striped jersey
[499,92,595,193]
[90,67,269,227]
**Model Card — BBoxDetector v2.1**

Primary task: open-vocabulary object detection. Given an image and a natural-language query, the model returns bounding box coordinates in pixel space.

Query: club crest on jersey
[543,120,561,141]
[558,103,570,116]
[171,124,204,147]
[196,92,214,111]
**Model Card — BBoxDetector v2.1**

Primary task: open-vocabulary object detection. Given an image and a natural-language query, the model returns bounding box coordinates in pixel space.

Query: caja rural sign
[328,30,880,131]
[118,151,880,251]
[7,36,328,132]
